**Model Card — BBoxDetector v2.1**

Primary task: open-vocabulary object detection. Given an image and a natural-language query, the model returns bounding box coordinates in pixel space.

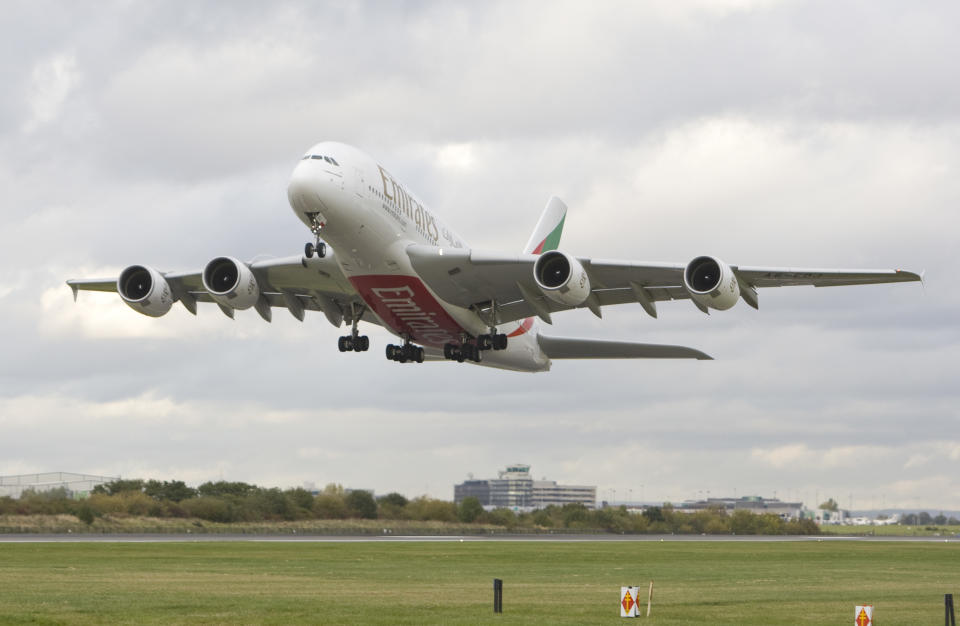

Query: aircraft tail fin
[523,196,567,254]
[537,334,713,360]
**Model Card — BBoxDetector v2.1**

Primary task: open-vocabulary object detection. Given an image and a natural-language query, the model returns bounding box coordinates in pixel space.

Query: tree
[457,497,484,523]
[144,480,196,502]
[345,490,377,519]
[93,479,144,496]
[819,498,839,512]
[197,481,257,498]
[561,503,590,528]
[285,487,316,512]
[377,492,409,519]
[642,506,665,523]
[729,510,757,535]
[378,492,408,508]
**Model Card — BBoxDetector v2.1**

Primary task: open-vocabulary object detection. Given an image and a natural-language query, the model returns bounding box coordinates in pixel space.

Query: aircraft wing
[67,252,370,328]
[406,244,922,325]
[537,335,712,360]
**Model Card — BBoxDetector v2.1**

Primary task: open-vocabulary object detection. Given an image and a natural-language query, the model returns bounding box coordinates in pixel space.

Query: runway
[0,533,955,543]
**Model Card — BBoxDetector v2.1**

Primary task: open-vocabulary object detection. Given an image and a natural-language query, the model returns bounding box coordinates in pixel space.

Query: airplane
[67,141,922,372]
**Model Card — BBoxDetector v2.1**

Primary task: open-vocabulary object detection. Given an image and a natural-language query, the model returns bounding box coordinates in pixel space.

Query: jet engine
[202,256,260,310]
[117,265,174,317]
[683,255,740,311]
[533,250,591,307]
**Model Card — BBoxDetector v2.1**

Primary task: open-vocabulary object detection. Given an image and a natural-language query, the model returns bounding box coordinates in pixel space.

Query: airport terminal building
[454,464,596,511]
[0,472,119,499]
[676,496,804,520]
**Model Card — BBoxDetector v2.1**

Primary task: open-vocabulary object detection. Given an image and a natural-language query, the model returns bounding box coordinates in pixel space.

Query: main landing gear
[338,303,369,353]
[386,337,425,364]
[442,332,508,363]
[337,334,369,352]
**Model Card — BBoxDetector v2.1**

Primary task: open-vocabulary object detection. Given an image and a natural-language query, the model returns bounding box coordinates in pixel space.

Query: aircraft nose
[287,160,318,214]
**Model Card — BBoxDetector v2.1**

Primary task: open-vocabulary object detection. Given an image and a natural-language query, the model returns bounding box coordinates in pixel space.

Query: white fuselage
[286,141,550,372]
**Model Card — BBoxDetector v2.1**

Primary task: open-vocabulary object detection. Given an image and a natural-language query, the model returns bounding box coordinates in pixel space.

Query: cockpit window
[306,155,340,166]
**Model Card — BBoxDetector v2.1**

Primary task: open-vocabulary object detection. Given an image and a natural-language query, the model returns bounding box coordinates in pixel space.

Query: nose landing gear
[305,241,326,259]
[304,213,327,259]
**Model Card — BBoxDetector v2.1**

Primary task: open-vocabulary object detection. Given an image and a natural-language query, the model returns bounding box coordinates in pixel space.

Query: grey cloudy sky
[1,0,957,510]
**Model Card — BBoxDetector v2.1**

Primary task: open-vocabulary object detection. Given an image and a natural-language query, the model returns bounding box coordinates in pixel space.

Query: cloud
[22,52,81,133]
[0,1,957,510]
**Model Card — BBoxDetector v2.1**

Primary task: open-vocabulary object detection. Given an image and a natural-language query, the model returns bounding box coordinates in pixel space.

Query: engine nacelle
[117,265,174,317]
[533,250,591,307]
[683,255,740,311]
[202,256,260,310]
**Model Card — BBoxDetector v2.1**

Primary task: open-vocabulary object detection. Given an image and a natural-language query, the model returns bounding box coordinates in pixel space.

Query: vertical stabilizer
[523,196,567,254]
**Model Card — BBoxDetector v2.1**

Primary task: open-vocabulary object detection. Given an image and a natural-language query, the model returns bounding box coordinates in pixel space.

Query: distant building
[802,508,849,525]
[676,496,804,520]
[0,472,119,499]
[454,464,596,511]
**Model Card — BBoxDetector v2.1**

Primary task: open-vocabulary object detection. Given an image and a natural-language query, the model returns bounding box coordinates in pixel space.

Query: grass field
[0,540,957,624]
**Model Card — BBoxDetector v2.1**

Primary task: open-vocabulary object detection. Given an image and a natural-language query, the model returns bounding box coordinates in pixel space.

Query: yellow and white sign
[855,605,873,626]
[620,586,639,618]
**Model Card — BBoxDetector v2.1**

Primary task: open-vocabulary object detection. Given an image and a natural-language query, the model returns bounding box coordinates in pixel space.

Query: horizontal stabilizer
[537,334,712,360]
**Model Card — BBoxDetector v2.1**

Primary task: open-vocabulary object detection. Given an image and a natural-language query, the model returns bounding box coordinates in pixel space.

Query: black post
[946,593,955,626]
[493,578,503,613]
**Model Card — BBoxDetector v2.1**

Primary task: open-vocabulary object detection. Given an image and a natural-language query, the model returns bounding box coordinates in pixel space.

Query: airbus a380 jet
[68,141,921,372]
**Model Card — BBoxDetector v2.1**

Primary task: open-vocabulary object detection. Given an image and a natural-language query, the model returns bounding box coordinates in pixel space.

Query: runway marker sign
[620,586,639,617]
[855,605,873,625]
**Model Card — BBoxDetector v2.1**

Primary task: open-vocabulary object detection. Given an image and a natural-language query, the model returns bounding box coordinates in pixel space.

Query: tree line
[0,479,828,534]
[898,511,960,526]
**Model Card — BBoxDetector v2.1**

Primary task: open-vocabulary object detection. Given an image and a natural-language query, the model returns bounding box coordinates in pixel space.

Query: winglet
[523,196,567,254]
[67,281,79,302]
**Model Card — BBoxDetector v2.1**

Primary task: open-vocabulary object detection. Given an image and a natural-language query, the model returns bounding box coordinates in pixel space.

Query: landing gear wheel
[416,347,425,363]
[494,334,508,350]
[338,336,353,352]
[360,335,370,351]
[386,345,396,360]
[304,241,327,259]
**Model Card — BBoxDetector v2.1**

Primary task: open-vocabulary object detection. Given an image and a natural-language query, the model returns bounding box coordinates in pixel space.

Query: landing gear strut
[468,300,509,356]
[385,336,425,364]
[337,302,369,353]
[303,214,327,259]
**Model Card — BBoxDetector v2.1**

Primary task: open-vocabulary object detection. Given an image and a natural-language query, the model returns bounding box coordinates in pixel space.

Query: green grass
[820,523,960,537]
[0,540,957,624]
